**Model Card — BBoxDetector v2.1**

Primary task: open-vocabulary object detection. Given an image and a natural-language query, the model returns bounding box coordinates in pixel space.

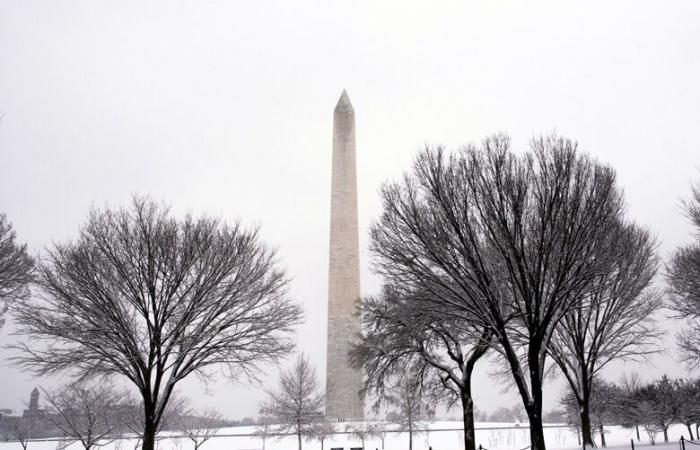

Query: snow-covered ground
[1,422,696,450]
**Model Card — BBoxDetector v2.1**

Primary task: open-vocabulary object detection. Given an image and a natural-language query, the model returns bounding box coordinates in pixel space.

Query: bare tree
[11,197,303,450]
[0,213,33,331]
[179,408,222,450]
[351,285,490,450]
[369,134,630,450]
[37,382,124,450]
[306,419,335,450]
[386,373,432,450]
[120,392,187,450]
[634,376,678,443]
[614,373,644,442]
[549,221,662,447]
[255,414,274,450]
[259,354,324,450]
[673,378,700,440]
[368,421,391,450]
[667,181,700,368]
[2,416,36,450]
[345,422,373,449]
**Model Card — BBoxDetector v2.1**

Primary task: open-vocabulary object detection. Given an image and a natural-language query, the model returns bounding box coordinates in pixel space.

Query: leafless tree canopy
[1,414,39,450]
[549,221,661,447]
[259,354,324,450]
[0,213,34,330]
[306,419,335,450]
[11,196,303,450]
[667,181,700,368]
[178,408,222,450]
[38,382,124,450]
[369,134,628,450]
[386,373,433,450]
[350,285,490,450]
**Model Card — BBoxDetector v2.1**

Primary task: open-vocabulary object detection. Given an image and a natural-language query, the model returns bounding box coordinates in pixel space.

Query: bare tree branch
[10,196,303,450]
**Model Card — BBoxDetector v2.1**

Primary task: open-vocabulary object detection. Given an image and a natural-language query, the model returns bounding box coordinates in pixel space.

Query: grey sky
[1,0,699,419]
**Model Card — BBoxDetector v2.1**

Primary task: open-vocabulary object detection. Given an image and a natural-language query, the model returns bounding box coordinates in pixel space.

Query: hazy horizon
[1,0,699,420]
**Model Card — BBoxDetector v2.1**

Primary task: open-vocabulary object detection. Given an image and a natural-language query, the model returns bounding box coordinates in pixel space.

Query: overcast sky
[1,0,699,420]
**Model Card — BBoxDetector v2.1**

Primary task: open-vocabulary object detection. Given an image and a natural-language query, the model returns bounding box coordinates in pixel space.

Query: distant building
[22,387,42,417]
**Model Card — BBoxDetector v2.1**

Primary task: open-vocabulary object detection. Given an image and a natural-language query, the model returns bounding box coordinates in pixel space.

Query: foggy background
[1,0,699,419]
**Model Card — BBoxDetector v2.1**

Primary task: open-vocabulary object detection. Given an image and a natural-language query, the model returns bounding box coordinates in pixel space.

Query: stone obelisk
[325,90,364,420]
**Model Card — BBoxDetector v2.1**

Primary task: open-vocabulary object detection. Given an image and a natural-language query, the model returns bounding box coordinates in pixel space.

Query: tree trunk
[461,386,477,450]
[599,424,606,448]
[142,404,158,450]
[579,400,596,448]
[525,361,547,450]
[663,427,668,443]
[297,431,302,450]
[408,422,413,450]
[527,407,547,450]
[686,424,694,441]
[636,425,640,441]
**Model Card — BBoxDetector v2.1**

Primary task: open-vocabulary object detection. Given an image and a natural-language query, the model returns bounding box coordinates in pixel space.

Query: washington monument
[325,90,364,420]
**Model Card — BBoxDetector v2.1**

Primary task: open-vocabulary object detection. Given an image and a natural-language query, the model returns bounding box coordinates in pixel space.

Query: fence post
[681,436,686,450]
[631,438,634,450]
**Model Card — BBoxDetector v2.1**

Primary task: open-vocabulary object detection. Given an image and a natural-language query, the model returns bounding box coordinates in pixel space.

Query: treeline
[0,382,229,450]
[561,376,700,447]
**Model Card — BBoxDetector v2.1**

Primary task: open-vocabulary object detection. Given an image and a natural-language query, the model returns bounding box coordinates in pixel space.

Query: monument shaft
[326,90,364,420]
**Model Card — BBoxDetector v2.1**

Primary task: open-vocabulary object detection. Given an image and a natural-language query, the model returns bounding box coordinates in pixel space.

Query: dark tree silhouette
[11,197,302,450]
[667,181,700,368]
[351,285,490,450]
[0,213,33,331]
[369,134,630,450]
[673,378,700,440]
[549,221,662,447]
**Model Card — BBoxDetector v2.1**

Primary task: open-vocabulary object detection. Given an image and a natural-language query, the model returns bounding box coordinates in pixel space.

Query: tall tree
[549,221,661,447]
[38,382,124,450]
[667,181,700,368]
[259,354,324,450]
[369,134,628,450]
[11,197,302,450]
[0,213,33,331]
[351,285,490,450]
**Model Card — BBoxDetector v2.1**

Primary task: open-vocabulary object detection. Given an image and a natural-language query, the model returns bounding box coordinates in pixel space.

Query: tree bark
[527,407,546,450]
[461,386,477,450]
[297,430,302,450]
[579,400,596,448]
[408,422,413,450]
[525,351,547,450]
[663,427,669,443]
[599,424,606,448]
[142,410,157,450]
